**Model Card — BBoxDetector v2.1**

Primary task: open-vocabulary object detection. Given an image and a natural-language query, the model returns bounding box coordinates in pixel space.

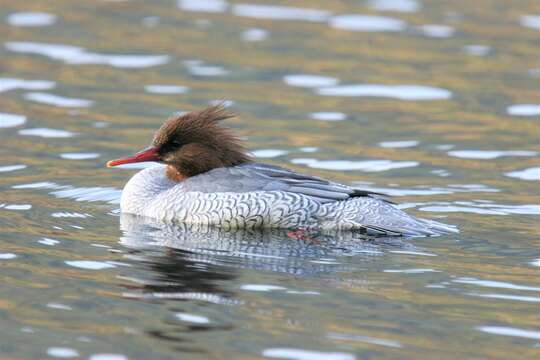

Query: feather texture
[120,164,458,236]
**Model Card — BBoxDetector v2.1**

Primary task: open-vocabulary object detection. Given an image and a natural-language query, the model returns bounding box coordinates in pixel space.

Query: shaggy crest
[152,104,250,179]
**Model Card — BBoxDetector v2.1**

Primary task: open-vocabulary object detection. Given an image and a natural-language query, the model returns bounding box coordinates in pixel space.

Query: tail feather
[324,197,459,237]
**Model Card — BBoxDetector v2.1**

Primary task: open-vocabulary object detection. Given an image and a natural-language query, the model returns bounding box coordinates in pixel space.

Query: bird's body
[108,105,458,237]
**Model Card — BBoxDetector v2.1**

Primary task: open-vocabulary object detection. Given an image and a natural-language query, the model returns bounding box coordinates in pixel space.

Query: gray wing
[179,162,388,204]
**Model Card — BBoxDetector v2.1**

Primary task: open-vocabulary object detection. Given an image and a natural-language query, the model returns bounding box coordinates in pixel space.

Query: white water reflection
[241,28,268,42]
[233,4,331,22]
[5,42,169,68]
[356,183,498,197]
[177,0,228,13]
[464,45,490,56]
[505,167,540,181]
[13,180,122,204]
[367,0,419,12]
[507,104,540,116]
[65,260,116,270]
[52,186,121,203]
[1,204,32,211]
[184,60,229,77]
[327,331,403,348]
[520,15,540,30]
[384,268,439,273]
[329,14,406,32]
[418,24,455,38]
[454,277,540,291]
[18,128,76,138]
[144,84,188,94]
[309,112,347,121]
[6,12,57,27]
[419,203,540,215]
[142,16,160,27]
[379,140,419,148]
[284,74,339,88]
[88,353,128,360]
[60,153,100,160]
[38,238,60,246]
[175,313,210,324]
[467,293,540,303]
[263,348,355,360]
[291,158,419,172]
[241,284,286,292]
[316,84,452,100]
[0,164,26,172]
[447,150,538,159]
[0,113,26,128]
[477,326,540,340]
[251,149,289,158]
[46,303,73,310]
[0,78,55,92]
[24,92,93,107]
[46,347,79,358]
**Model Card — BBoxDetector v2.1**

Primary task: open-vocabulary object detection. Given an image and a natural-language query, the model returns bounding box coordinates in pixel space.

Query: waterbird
[107,105,458,236]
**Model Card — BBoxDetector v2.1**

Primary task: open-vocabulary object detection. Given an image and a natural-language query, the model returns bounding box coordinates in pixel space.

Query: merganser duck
[107,105,458,236]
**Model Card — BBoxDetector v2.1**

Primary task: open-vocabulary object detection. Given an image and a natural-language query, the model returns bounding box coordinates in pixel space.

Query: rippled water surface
[1,0,539,359]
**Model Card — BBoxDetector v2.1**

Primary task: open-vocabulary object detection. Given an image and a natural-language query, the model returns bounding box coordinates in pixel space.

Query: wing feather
[179,162,390,204]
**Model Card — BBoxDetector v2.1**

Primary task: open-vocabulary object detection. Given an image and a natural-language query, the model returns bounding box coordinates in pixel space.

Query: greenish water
[1,0,539,359]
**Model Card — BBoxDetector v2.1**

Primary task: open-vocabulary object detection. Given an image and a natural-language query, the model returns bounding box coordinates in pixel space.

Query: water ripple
[520,15,540,31]
[467,293,540,302]
[327,331,403,348]
[284,74,339,88]
[177,0,228,13]
[447,150,538,159]
[65,260,116,270]
[241,28,268,42]
[329,14,406,32]
[0,164,27,173]
[309,112,347,121]
[5,41,170,68]
[60,153,100,160]
[316,84,452,100]
[379,140,419,148]
[418,24,455,38]
[6,12,57,27]
[263,348,355,360]
[251,149,289,158]
[0,113,26,128]
[24,92,93,108]
[18,128,76,138]
[453,277,540,291]
[291,158,419,172]
[505,167,540,181]
[233,4,331,22]
[367,0,419,13]
[507,104,540,116]
[144,84,189,94]
[46,347,79,358]
[477,326,540,340]
[184,60,229,77]
[0,77,55,92]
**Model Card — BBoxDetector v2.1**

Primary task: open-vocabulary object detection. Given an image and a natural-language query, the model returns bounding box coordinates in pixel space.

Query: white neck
[120,165,175,215]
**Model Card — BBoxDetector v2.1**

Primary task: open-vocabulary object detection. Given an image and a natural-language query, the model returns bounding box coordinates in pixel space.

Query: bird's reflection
[119,213,406,279]
[117,214,410,348]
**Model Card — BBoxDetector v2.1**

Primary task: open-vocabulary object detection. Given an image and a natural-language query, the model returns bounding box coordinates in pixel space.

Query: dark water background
[1,0,539,359]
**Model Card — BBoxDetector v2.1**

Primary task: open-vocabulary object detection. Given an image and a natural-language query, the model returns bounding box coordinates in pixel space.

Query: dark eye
[171,139,182,147]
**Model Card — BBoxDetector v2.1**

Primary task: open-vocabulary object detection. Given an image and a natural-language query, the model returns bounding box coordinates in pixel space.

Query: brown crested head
[153,104,250,179]
[107,104,250,181]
